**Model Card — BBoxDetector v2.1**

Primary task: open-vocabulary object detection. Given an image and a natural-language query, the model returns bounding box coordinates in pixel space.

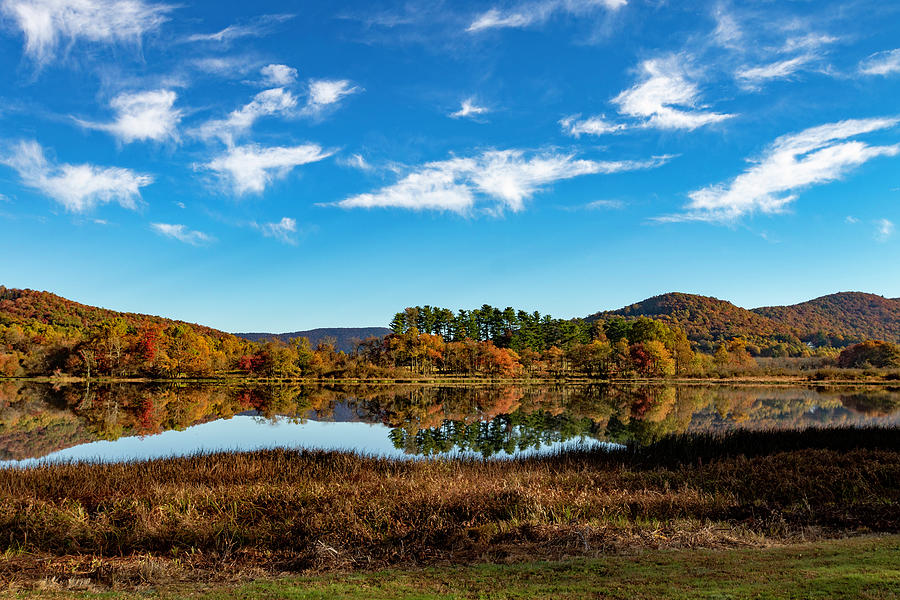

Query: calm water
[1,381,899,466]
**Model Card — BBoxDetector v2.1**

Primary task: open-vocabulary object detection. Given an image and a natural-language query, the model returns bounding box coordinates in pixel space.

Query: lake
[1,381,899,466]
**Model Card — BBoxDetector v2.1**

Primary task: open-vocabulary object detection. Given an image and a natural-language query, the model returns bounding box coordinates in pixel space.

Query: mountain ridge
[235,328,393,353]
[586,291,900,347]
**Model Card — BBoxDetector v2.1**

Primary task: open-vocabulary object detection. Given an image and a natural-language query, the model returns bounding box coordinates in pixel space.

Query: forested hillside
[2,286,898,378]
[586,293,800,354]
[0,287,228,339]
[585,291,900,355]
[236,327,392,353]
[752,293,900,345]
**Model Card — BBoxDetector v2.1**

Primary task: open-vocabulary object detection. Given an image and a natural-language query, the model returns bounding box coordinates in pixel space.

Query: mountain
[0,287,232,339]
[585,293,795,346]
[751,292,900,344]
[234,328,393,353]
[586,291,900,348]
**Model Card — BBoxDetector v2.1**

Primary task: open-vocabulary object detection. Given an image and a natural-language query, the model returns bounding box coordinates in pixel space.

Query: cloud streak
[79,90,182,143]
[667,118,900,222]
[254,216,297,244]
[859,49,900,76]
[875,218,895,242]
[467,0,626,33]
[334,149,669,214]
[736,55,816,88]
[1,140,152,212]
[193,87,297,146]
[151,223,211,245]
[560,114,626,137]
[613,57,733,130]
[204,143,334,195]
[450,98,489,119]
[185,13,293,43]
[1,0,172,64]
[301,79,360,117]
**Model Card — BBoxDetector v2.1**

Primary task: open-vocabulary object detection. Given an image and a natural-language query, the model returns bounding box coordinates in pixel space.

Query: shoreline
[3,375,900,386]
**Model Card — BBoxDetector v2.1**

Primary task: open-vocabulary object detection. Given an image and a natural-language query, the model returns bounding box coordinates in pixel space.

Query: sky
[0,0,899,332]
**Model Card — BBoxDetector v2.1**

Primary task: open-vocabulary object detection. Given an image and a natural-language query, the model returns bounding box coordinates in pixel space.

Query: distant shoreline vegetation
[1,287,899,381]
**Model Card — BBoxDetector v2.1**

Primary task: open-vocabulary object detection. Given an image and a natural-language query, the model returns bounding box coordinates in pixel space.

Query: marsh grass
[0,426,898,588]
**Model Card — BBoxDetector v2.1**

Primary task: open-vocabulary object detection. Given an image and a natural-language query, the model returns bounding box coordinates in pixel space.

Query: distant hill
[0,287,232,340]
[585,293,795,346]
[586,291,900,348]
[751,292,900,345]
[234,328,392,353]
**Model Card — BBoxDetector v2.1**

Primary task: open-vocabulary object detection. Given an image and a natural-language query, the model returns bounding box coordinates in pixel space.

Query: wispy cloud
[736,54,816,89]
[260,64,298,86]
[253,216,297,244]
[859,49,900,76]
[338,153,374,171]
[204,143,334,195]
[875,218,895,242]
[467,0,626,33]
[450,98,489,119]
[78,89,182,143]
[711,4,742,49]
[613,56,733,131]
[191,56,260,77]
[584,198,624,210]
[666,118,900,222]
[185,14,294,43]
[560,114,626,137]
[193,87,297,146]
[1,140,152,212]
[334,149,669,214]
[301,79,360,117]
[151,223,211,245]
[1,0,172,65]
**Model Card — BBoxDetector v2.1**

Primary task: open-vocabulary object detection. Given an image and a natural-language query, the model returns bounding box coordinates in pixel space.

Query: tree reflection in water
[0,381,898,460]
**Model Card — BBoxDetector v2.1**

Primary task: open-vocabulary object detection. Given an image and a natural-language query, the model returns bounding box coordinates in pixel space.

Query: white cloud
[194,87,297,146]
[261,63,298,86]
[736,55,815,88]
[191,56,259,77]
[711,5,742,49]
[339,153,374,171]
[584,199,624,210]
[859,49,900,76]
[186,14,293,43]
[845,215,859,224]
[875,218,895,242]
[467,0,626,33]
[302,79,360,116]
[669,118,900,222]
[613,57,733,130]
[1,140,152,212]
[334,149,668,214]
[560,114,626,137]
[204,143,334,195]
[450,98,489,119]
[782,33,837,53]
[254,216,297,244]
[1,0,171,64]
[151,223,211,245]
[80,89,181,143]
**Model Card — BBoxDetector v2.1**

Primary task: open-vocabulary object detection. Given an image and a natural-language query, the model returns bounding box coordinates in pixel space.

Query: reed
[0,427,897,586]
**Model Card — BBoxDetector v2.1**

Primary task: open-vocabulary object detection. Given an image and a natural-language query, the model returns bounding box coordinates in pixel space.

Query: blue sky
[0,0,898,332]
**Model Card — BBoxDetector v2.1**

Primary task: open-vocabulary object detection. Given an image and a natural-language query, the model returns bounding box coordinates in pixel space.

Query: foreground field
[1,426,898,591]
[9,536,900,599]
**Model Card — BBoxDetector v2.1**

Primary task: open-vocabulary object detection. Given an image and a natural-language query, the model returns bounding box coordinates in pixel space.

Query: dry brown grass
[0,427,898,589]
